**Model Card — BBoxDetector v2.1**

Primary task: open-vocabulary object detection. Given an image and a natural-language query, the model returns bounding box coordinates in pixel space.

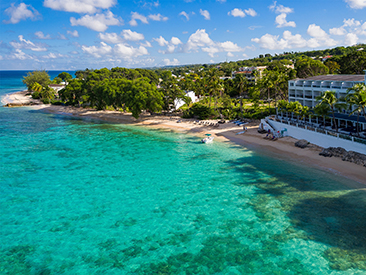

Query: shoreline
[2,90,366,186]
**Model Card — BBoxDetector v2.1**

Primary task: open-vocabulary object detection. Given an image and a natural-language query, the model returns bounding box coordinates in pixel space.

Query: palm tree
[345,83,366,136]
[276,99,288,118]
[299,105,310,123]
[234,74,249,118]
[287,101,302,121]
[314,103,330,130]
[315,90,346,132]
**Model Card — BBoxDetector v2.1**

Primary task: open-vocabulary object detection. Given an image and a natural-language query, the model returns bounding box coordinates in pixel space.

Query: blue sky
[1,0,366,70]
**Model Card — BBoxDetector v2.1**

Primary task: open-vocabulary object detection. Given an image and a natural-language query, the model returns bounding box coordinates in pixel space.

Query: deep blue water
[1,71,366,274]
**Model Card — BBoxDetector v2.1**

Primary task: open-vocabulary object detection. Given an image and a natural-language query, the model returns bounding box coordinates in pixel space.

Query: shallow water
[1,71,366,274]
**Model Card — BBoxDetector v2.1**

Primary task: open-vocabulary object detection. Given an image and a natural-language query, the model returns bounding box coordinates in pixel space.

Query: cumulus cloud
[129,12,148,26]
[228,8,257,18]
[3,3,40,24]
[98,33,123,44]
[67,30,79,37]
[345,33,359,45]
[81,42,112,57]
[252,28,337,50]
[70,11,121,32]
[148,13,168,21]
[245,8,257,17]
[43,52,65,59]
[200,9,210,20]
[269,1,296,28]
[35,31,51,39]
[114,44,148,59]
[184,29,244,57]
[43,0,116,14]
[163,58,180,66]
[121,29,145,41]
[10,35,47,51]
[329,18,366,44]
[154,36,169,46]
[307,24,337,46]
[344,0,366,9]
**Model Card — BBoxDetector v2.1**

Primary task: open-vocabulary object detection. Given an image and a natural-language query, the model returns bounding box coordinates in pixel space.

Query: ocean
[1,70,366,274]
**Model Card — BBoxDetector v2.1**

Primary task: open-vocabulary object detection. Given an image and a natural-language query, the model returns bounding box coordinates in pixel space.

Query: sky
[1,0,366,70]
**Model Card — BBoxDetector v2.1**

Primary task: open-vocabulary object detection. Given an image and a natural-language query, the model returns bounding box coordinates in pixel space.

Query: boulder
[319,148,333,157]
[295,139,309,149]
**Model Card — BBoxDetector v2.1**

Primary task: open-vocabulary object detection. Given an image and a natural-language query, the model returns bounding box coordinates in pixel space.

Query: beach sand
[3,91,366,186]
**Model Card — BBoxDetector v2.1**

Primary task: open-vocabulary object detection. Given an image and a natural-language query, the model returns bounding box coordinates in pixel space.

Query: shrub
[41,98,50,104]
[32,91,40,99]
[190,103,214,120]
[50,100,63,105]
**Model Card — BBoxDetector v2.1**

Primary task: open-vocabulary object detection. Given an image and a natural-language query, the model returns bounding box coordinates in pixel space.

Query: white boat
[201,136,214,143]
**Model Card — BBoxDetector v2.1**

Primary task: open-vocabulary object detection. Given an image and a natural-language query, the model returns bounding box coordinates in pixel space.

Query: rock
[319,148,333,157]
[295,139,309,149]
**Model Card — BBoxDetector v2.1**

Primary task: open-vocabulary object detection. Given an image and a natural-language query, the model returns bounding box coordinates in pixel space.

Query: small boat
[201,134,214,143]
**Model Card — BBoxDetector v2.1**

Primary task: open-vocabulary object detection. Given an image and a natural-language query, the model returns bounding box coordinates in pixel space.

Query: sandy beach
[2,90,366,186]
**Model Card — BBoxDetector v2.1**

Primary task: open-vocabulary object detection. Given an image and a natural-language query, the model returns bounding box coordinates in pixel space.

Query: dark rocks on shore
[295,139,309,148]
[319,147,366,167]
[3,102,38,107]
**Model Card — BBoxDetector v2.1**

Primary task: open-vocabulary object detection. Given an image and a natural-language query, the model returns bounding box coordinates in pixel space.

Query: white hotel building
[287,73,366,131]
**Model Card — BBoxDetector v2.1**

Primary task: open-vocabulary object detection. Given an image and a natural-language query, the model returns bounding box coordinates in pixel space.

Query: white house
[174,91,198,110]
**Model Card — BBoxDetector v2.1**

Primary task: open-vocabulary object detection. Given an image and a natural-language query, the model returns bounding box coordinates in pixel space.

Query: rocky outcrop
[319,147,366,167]
[3,102,38,107]
[295,139,309,148]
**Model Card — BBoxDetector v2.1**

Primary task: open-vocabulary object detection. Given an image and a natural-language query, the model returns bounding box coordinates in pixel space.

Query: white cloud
[179,11,190,21]
[345,33,359,45]
[269,2,296,28]
[81,42,112,57]
[148,13,168,21]
[98,33,123,44]
[141,41,152,47]
[307,24,337,46]
[227,52,234,57]
[252,28,337,50]
[70,11,120,32]
[344,0,366,9]
[163,58,179,66]
[43,0,116,14]
[245,8,257,17]
[121,29,144,41]
[275,13,296,28]
[329,26,347,35]
[3,3,40,24]
[228,8,257,18]
[8,49,33,60]
[202,46,220,57]
[35,31,51,39]
[216,0,226,3]
[114,44,149,59]
[43,52,64,59]
[344,18,361,27]
[154,36,169,46]
[171,37,182,45]
[228,8,245,18]
[10,35,47,51]
[67,30,79,37]
[200,9,210,20]
[185,29,214,52]
[129,12,148,26]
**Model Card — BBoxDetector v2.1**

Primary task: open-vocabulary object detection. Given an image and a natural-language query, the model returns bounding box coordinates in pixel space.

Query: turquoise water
[1,72,366,274]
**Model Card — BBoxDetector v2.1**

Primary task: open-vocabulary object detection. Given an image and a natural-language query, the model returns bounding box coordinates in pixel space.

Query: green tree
[315,90,345,132]
[314,103,330,129]
[345,83,366,136]
[324,60,340,74]
[338,51,366,74]
[295,58,329,78]
[57,72,73,83]
[23,70,51,90]
[59,79,86,106]
[159,71,185,111]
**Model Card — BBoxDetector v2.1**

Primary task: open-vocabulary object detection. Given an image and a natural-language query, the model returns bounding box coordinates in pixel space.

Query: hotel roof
[292,74,365,82]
